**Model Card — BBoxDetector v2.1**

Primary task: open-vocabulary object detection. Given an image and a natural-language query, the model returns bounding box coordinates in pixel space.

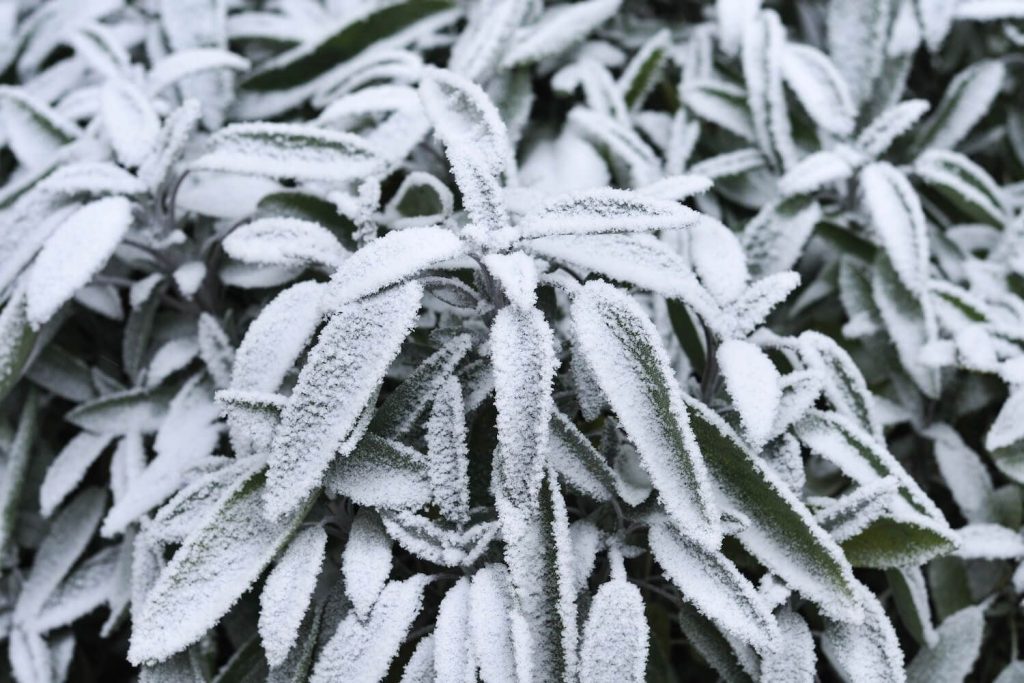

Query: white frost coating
[760,609,816,683]
[638,174,713,202]
[100,79,160,168]
[483,251,538,309]
[717,0,762,57]
[502,0,621,68]
[39,431,113,517]
[986,388,1024,452]
[266,282,422,518]
[259,525,327,667]
[906,606,984,683]
[955,523,1024,560]
[917,60,1005,151]
[130,466,308,665]
[689,218,749,305]
[822,582,905,683]
[449,0,529,81]
[173,261,206,300]
[470,564,518,683]
[400,635,435,683]
[914,150,1007,226]
[145,337,200,388]
[426,375,471,524]
[572,281,720,547]
[780,43,855,136]
[189,123,383,182]
[491,306,556,506]
[743,199,823,277]
[957,0,1024,19]
[224,218,348,270]
[742,10,796,170]
[138,100,201,192]
[197,313,234,389]
[32,546,118,633]
[0,87,80,167]
[872,257,940,399]
[717,339,781,450]
[419,67,513,233]
[856,99,931,158]
[310,575,430,683]
[434,578,477,683]
[26,196,133,327]
[929,425,994,524]
[568,107,661,187]
[326,437,432,511]
[342,509,393,620]
[578,577,649,683]
[14,487,107,622]
[860,162,929,296]
[326,226,463,306]
[516,188,700,239]
[524,234,719,323]
[231,281,323,393]
[148,48,251,95]
[777,149,857,198]
[826,0,891,106]
[799,331,880,436]
[648,520,778,652]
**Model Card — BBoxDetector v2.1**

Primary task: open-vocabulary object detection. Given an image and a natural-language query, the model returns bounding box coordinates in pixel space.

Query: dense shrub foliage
[3,0,1024,681]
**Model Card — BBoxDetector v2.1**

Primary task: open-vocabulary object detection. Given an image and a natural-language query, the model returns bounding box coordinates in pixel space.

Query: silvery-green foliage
[1,0,1023,681]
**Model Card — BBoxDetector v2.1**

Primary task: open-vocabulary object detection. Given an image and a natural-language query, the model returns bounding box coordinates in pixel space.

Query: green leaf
[571,280,720,546]
[0,390,38,555]
[906,606,985,683]
[913,60,1004,151]
[66,384,175,434]
[888,567,938,648]
[682,395,862,622]
[0,289,37,402]
[211,635,267,683]
[675,602,755,683]
[129,466,313,665]
[914,149,1008,226]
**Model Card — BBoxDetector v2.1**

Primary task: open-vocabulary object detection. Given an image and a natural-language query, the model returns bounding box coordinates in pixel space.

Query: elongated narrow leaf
[682,395,861,621]
[0,87,80,166]
[742,10,796,169]
[469,564,518,683]
[517,188,699,239]
[491,306,556,507]
[449,0,529,81]
[224,218,347,270]
[571,280,720,547]
[267,282,421,517]
[433,578,476,682]
[426,375,471,523]
[26,196,133,327]
[310,575,430,682]
[39,431,113,517]
[781,43,855,135]
[101,79,160,168]
[259,526,328,667]
[578,577,649,683]
[649,520,777,651]
[189,123,382,182]
[502,0,622,68]
[915,60,1004,151]
[326,226,463,306]
[860,162,929,297]
[0,289,37,402]
[130,467,312,664]
[914,149,1007,226]
[717,339,781,450]
[826,0,892,105]
[343,509,393,620]
[906,606,984,683]
[821,582,905,683]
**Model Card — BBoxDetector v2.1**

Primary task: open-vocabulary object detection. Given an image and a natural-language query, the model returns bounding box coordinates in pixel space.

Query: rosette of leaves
[0,1,1022,682]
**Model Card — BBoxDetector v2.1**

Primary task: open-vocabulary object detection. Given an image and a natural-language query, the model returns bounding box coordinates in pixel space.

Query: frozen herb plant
[2,0,1024,681]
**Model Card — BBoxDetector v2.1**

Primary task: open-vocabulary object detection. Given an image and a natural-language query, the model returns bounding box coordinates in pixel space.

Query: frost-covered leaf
[502,0,621,68]
[578,575,648,683]
[449,0,529,82]
[0,290,38,402]
[267,282,421,518]
[717,339,781,450]
[913,149,1007,226]
[14,487,106,622]
[860,162,929,296]
[425,375,471,523]
[742,10,796,170]
[743,198,823,276]
[571,280,720,546]
[148,48,251,96]
[915,60,1004,151]
[547,411,616,502]
[517,188,700,239]
[224,218,348,270]
[32,546,118,633]
[826,0,892,106]
[433,578,476,683]
[26,196,133,327]
[0,87,80,167]
[326,226,463,306]
[38,431,113,517]
[689,218,749,305]
[906,606,984,683]
[469,564,518,683]
[100,79,160,168]
[189,123,383,183]
[419,67,513,234]
[956,0,1024,19]
[568,107,661,187]
[259,525,327,667]
[857,99,931,158]
[929,425,995,524]
[310,575,430,683]
[781,43,856,136]
[683,396,862,621]
[760,609,816,683]
[799,331,880,436]
[371,333,474,438]
[342,508,393,620]
[483,251,537,310]
[325,435,432,510]
[491,306,556,507]
[888,566,938,648]
[821,582,905,683]
[129,467,312,665]
[955,523,1024,560]
[675,601,755,683]
[618,29,670,110]
[680,80,757,142]
[649,520,777,652]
